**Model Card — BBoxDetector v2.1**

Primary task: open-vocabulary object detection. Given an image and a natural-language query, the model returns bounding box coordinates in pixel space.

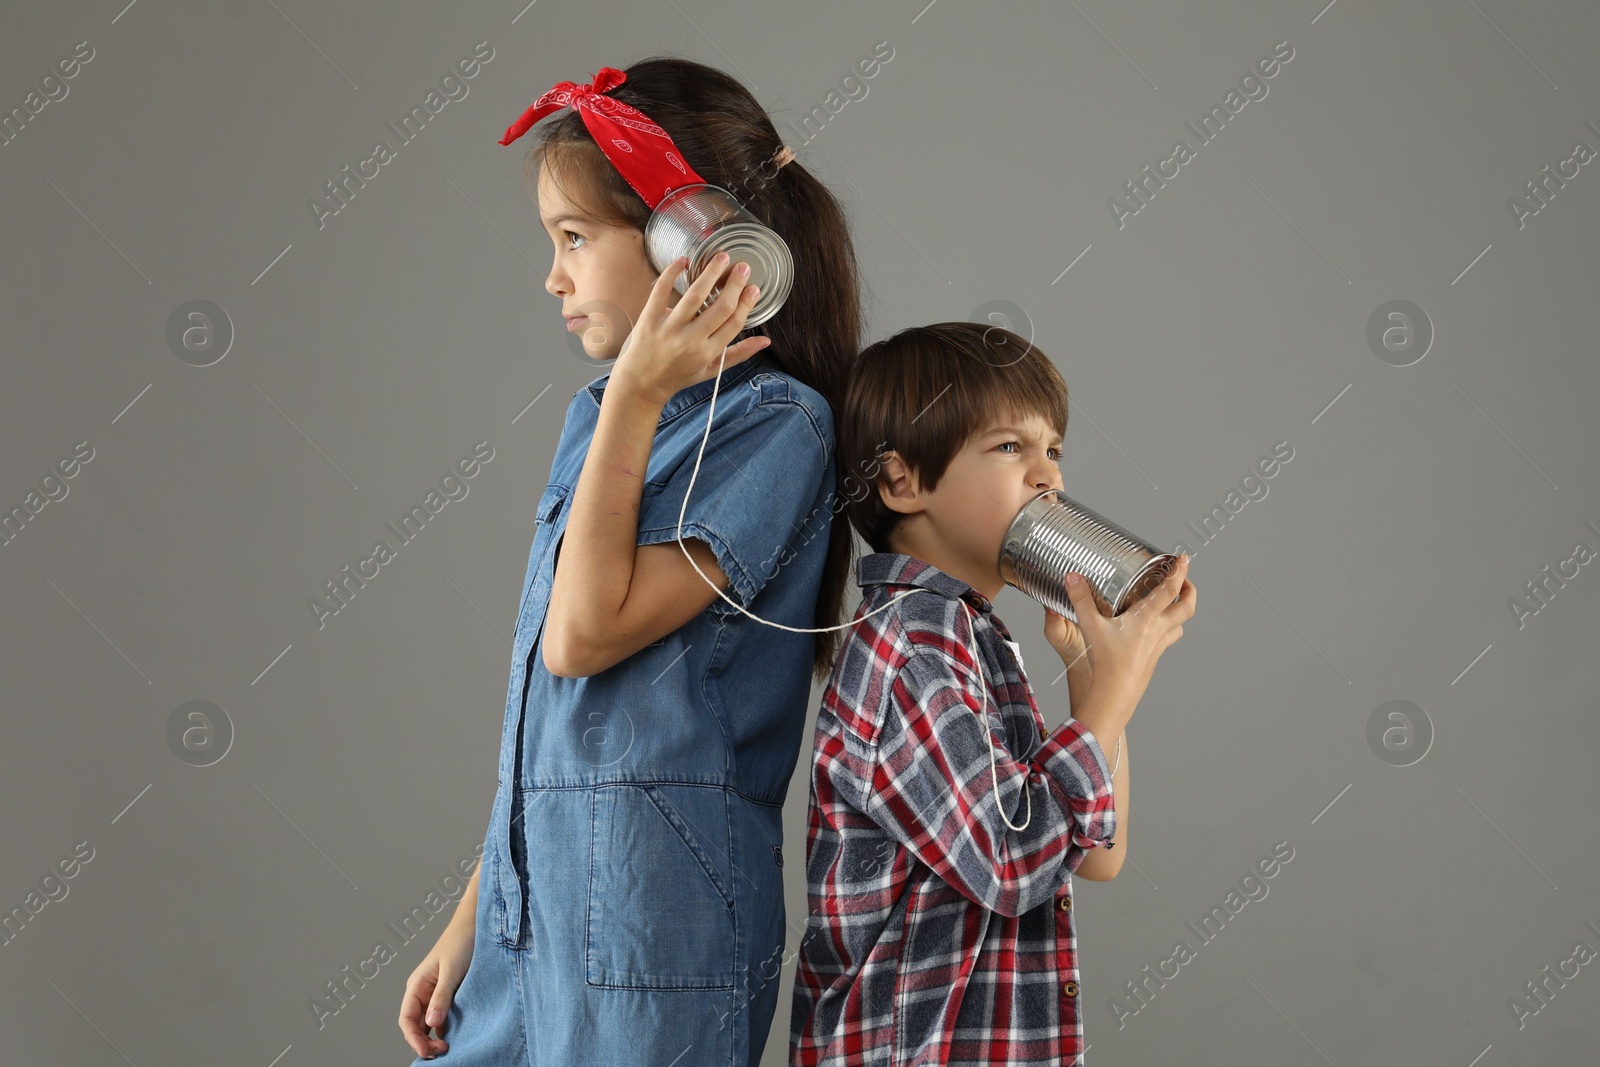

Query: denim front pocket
[585,783,736,989]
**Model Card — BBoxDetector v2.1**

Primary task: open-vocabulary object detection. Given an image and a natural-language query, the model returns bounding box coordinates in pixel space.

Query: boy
[789,322,1195,1066]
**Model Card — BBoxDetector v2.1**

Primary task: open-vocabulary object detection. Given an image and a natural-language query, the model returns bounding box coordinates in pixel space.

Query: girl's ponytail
[744,150,860,680]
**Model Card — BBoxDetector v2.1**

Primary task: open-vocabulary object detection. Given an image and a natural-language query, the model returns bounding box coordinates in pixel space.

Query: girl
[398,57,862,1067]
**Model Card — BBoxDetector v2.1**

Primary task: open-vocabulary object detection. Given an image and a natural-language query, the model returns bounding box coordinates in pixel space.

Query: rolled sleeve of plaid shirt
[864,648,1118,918]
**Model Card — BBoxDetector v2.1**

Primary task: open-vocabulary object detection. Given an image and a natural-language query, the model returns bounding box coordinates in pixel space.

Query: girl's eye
[563,230,586,250]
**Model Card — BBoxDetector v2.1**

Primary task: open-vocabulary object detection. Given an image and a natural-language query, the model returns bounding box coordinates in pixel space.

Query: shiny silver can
[1000,488,1178,623]
[644,184,794,328]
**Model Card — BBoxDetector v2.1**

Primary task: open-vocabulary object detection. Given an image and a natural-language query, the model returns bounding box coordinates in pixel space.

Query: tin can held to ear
[1000,488,1179,624]
[644,184,794,328]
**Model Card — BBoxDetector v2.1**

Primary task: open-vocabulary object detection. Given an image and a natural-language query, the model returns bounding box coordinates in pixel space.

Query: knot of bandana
[498,66,705,210]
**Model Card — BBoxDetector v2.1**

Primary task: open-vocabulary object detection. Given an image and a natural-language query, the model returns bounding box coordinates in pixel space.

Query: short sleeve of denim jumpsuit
[413,352,835,1067]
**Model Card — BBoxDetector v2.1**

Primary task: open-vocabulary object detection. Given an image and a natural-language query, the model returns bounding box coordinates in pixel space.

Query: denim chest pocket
[513,483,570,628]
[537,480,669,650]
[585,783,736,990]
[536,482,569,526]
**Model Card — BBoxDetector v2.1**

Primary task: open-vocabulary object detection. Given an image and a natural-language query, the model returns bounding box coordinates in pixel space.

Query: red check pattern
[789,552,1118,1067]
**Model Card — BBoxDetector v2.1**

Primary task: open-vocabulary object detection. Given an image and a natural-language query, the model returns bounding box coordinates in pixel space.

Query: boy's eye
[563,230,586,250]
[997,440,1063,459]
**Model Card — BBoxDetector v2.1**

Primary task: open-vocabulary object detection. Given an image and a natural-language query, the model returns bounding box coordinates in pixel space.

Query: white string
[669,342,925,634]
[956,595,1033,831]
[670,342,1032,832]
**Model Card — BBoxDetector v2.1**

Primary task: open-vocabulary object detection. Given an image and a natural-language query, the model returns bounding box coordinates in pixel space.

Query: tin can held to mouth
[644,184,794,329]
[999,488,1179,624]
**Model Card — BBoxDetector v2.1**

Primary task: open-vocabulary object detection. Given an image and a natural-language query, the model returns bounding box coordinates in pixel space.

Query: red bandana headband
[498,66,705,210]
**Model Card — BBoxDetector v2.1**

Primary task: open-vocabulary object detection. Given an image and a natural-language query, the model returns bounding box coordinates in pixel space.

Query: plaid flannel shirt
[789,552,1118,1067]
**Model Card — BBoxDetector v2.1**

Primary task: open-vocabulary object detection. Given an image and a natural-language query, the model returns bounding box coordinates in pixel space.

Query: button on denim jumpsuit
[414,352,835,1067]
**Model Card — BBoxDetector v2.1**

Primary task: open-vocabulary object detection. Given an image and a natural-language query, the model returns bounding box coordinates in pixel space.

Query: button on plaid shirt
[789,552,1118,1067]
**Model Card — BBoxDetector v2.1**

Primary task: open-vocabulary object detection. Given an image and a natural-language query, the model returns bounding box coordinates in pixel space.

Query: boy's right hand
[398,916,475,1060]
[1062,554,1195,709]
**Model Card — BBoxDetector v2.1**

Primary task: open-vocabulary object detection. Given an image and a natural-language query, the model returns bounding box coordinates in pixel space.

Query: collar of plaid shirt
[855,550,997,615]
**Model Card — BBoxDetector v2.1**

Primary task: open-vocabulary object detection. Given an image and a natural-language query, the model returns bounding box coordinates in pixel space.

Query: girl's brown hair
[517,55,863,682]
[838,322,1069,554]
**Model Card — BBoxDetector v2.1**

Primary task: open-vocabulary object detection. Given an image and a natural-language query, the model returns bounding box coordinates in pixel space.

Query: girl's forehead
[534,163,571,208]
[535,160,608,227]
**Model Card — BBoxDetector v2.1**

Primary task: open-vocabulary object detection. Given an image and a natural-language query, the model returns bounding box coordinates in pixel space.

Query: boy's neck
[885,532,1003,603]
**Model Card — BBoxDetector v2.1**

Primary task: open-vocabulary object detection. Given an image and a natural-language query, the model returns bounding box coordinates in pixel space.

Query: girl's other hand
[611,252,773,404]
[397,917,475,1060]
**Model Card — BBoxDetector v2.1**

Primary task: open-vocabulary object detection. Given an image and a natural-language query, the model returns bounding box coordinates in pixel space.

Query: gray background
[3,0,1597,1064]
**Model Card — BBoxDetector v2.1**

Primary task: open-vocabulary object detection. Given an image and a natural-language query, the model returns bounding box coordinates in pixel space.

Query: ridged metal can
[999,488,1178,623]
[644,184,794,328]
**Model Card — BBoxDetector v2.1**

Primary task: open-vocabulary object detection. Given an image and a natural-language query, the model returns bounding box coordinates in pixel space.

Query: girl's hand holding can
[611,252,773,404]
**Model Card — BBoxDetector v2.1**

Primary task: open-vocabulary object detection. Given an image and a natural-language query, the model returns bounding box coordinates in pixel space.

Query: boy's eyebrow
[981,425,1064,444]
[539,214,593,228]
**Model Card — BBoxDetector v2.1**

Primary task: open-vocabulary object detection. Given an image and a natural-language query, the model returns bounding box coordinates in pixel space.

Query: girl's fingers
[670,254,736,326]
[706,282,760,351]
[693,286,748,343]
[706,334,770,374]
[398,987,441,1056]
[648,256,690,316]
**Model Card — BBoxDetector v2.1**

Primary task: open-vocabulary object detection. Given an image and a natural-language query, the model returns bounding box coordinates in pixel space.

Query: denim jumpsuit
[415,351,835,1067]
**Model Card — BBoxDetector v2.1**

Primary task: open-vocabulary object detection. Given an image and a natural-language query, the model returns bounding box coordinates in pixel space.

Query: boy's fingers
[1158,557,1192,611]
[1172,578,1198,617]
[1062,573,1105,623]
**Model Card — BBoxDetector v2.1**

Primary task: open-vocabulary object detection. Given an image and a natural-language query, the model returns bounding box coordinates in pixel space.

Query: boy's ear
[876,451,923,516]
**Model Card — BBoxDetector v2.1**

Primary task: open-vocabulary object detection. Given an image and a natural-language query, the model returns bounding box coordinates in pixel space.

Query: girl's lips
[565,316,588,332]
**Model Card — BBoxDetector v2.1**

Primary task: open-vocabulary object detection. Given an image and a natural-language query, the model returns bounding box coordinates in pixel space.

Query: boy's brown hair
[838,322,1069,554]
